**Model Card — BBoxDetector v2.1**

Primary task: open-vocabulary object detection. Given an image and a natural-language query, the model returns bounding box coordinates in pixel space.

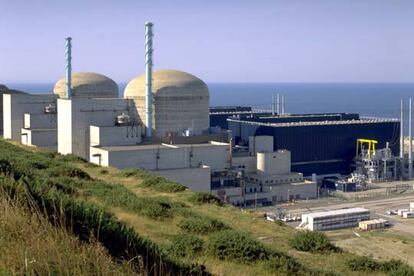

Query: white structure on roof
[299,208,370,231]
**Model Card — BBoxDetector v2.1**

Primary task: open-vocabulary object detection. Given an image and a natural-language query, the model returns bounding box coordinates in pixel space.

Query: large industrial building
[226,113,400,177]
[1,22,317,207]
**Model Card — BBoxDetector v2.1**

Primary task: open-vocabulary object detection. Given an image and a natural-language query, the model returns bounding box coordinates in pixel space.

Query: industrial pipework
[145,22,153,137]
[65,37,72,99]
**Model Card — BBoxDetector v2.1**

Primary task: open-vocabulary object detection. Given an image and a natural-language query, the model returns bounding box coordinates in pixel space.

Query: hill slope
[0,139,412,275]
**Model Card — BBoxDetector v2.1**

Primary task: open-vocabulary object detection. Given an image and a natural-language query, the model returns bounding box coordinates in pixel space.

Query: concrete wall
[90,142,229,172]
[24,113,56,129]
[232,155,257,173]
[249,135,273,154]
[3,93,56,140]
[153,166,211,192]
[57,99,72,154]
[21,128,57,150]
[58,98,132,159]
[257,150,291,175]
[268,182,317,202]
[188,142,229,170]
[90,125,142,147]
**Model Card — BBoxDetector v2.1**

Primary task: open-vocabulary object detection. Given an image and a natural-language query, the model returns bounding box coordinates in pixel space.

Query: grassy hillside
[0,185,133,275]
[0,138,412,275]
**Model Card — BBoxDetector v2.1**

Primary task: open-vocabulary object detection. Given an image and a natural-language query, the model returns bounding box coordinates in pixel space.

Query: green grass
[1,138,412,275]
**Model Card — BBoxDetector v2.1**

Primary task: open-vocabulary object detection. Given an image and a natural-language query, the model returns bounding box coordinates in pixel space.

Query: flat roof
[97,141,227,152]
[302,207,369,219]
[228,116,398,128]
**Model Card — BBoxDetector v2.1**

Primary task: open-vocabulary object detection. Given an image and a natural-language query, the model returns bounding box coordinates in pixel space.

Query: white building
[299,208,370,231]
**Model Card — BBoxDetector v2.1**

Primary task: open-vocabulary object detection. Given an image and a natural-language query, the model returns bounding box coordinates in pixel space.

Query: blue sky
[0,0,413,83]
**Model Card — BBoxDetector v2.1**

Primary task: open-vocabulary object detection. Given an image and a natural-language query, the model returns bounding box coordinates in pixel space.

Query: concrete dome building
[124,69,210,137]
[54,72,119,99]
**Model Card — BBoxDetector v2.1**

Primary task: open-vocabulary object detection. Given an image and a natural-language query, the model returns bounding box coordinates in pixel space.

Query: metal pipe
[410,98,412,179]
[145,22,153,137]
[271,94,275,116]
[281,95,285,115]
[65,37,72,98]
[401,98,404,158]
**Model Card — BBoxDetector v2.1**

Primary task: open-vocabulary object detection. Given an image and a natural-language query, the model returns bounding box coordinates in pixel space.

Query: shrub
[263,255,302,275]
[289,230,338,253]
[47,166,91,180]
[345,256,381,271]
[189,192,223,206]
[54,154,88,163]
[166,234,204,258]
[207,230,269,263]
[118,168,186,193]
[99,169,109,175]
[179,216,229,234]
[141,176,186,193]
[346,257,414,275]
[0,159,12,176]
[117,168,148,178]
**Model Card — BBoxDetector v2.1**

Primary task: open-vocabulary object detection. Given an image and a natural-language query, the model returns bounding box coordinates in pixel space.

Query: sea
[6,82,414,133]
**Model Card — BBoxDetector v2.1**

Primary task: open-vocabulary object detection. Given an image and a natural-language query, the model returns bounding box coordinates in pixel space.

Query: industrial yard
[260,185,414,266]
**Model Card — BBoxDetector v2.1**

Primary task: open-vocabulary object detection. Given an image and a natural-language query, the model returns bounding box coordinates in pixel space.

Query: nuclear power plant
[1,22,410,207]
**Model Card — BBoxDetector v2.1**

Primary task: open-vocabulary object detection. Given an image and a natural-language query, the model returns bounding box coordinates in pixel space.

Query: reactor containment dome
[124,69,210,137]
[53,72,119,99]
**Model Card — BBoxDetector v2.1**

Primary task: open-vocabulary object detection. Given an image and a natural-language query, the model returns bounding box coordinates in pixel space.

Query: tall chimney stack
[65,37,72,99]
[271,94,276,116]
[400,98,404,158]
[409,98,412,179]
[145,22,154,137]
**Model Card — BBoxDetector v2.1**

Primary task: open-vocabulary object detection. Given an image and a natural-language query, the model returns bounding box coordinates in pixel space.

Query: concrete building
[0,84,30,136]
[299,208,370,231]
[3,92,57,149]
[2,23,319,206]
[212,136,317,206]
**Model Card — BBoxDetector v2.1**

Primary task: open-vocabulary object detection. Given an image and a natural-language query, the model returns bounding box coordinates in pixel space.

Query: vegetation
[189,192,223,206]
[207,230,269,263]
[2,139,414,275]
[165,234,204,258]
[289,230,339,253]
[346,256,414,275]
[117,168,187,193]
[179,215,230,234]
[0,184,133,275]
[263,255,303,275]
[0,140,208,275]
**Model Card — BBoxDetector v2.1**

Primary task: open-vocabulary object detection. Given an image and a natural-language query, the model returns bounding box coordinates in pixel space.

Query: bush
[346,257,414,275]
[141,176,186,193]
[0,159,12,176]
[207,230,269,263]
[118,168,186,193]
[166,234,204,258]
[345,256,381,271]
[99,169,109,175]
[263,255,302,275]
[189,192,223,206]
[289,230,338,253]
[47,166,91,180]
[117,168,148,178]
[179,216,229,234]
